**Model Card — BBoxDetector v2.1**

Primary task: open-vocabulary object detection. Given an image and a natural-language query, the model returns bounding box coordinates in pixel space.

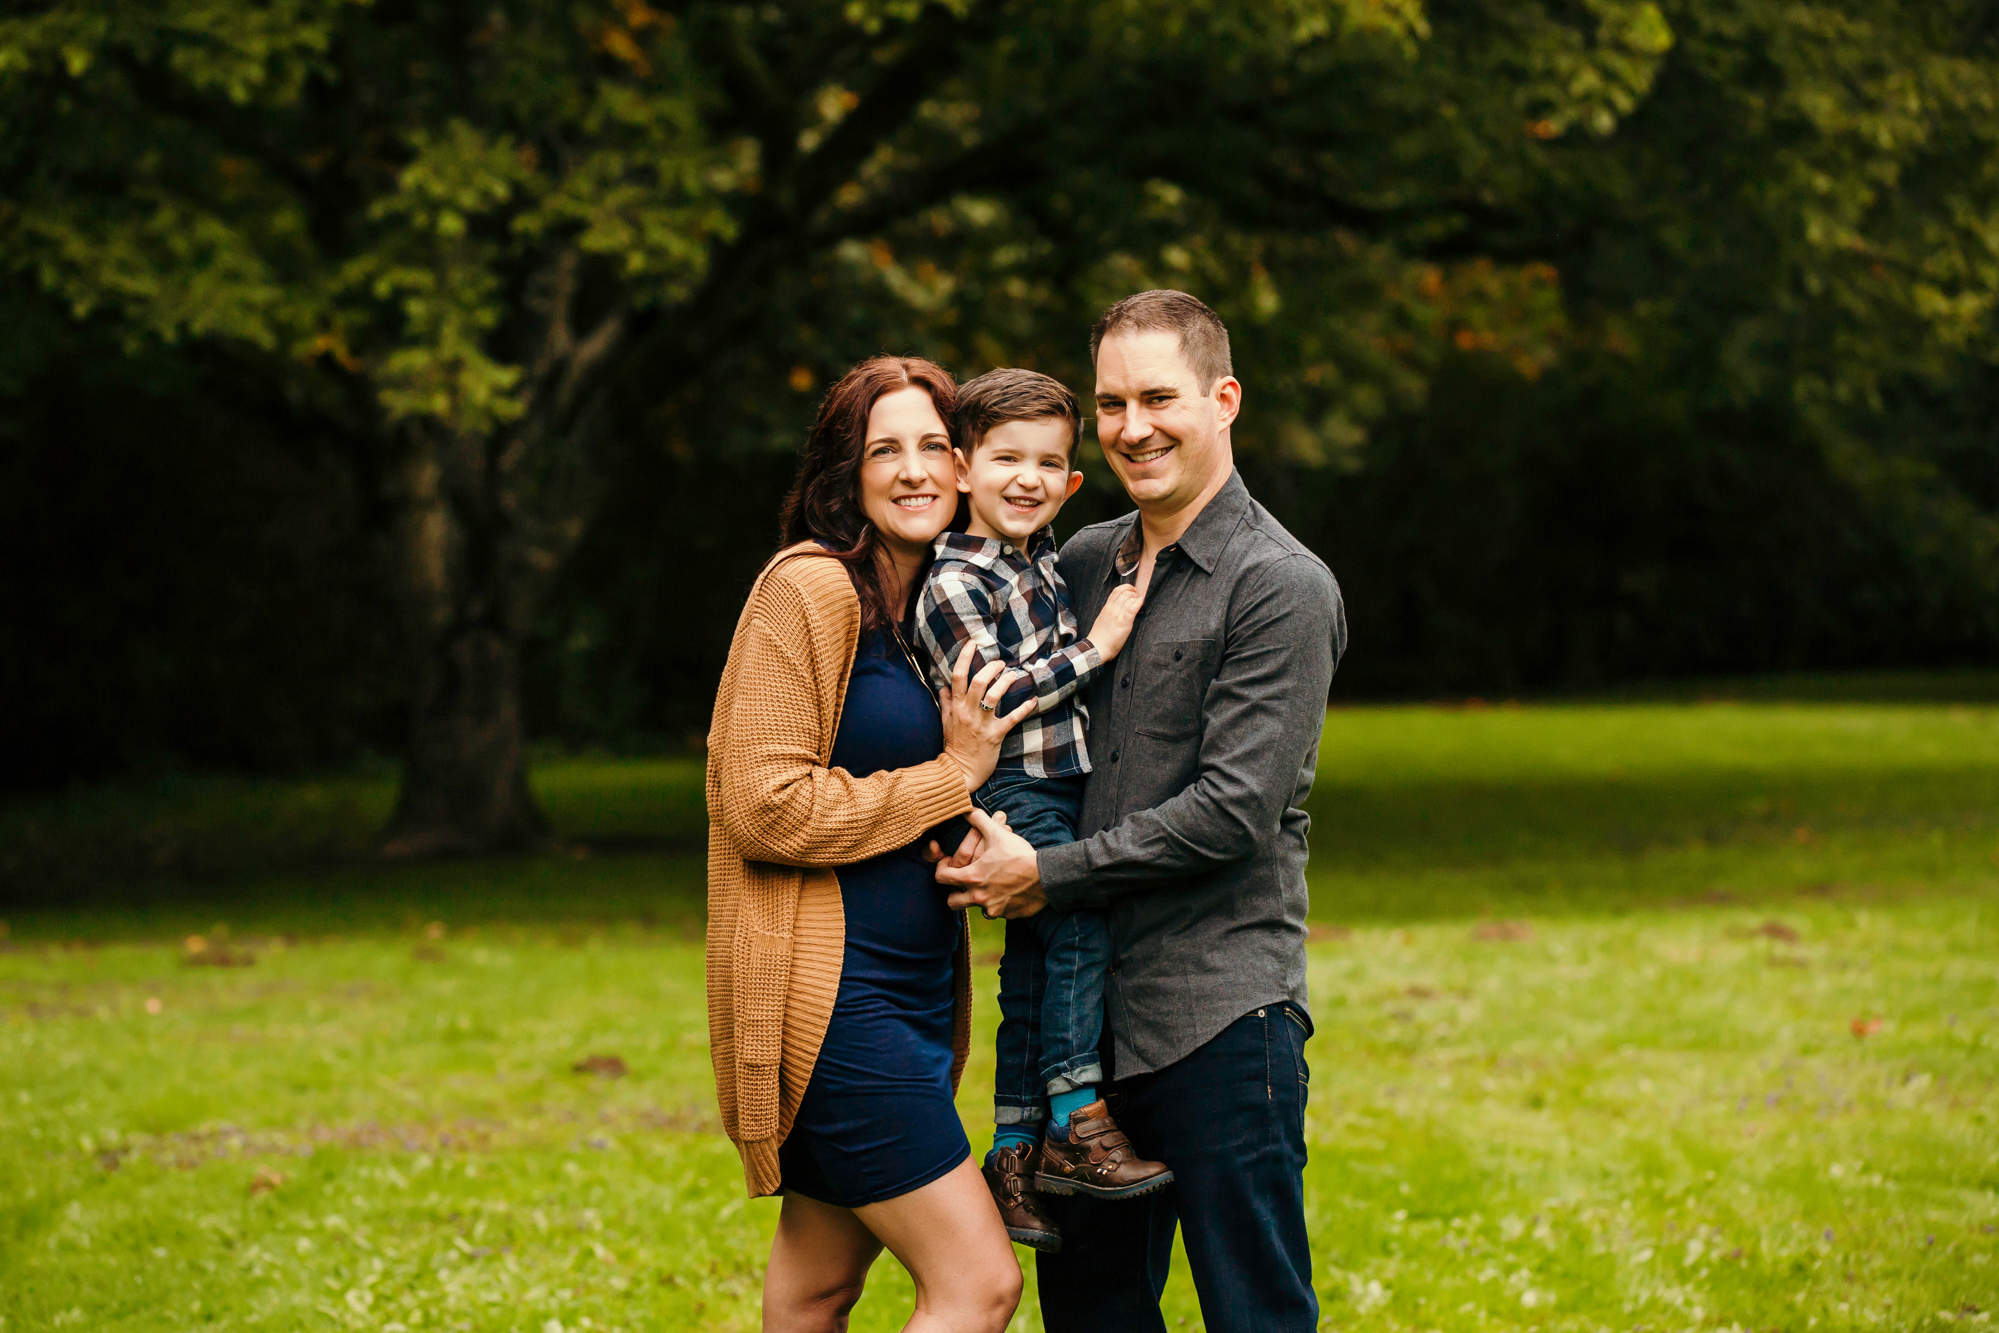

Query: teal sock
[989,1125,1039,1159]
[1049,1087,1097,1129]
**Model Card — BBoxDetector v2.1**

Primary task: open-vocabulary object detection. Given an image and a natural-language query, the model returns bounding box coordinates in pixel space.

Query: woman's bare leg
[855,1157,1023,1333]
[764,1192,883,1333]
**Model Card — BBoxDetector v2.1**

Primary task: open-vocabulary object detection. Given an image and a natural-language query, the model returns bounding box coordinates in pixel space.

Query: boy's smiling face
[956,417,1083,546]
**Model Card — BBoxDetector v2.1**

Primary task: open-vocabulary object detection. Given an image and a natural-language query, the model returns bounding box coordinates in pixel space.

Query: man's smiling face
[1094,329,1238,515]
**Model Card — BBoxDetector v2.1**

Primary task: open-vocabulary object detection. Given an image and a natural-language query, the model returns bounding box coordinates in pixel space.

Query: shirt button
[1120,675,1130,687]
[1173,649,1183,662]
[1110,750,1120,763]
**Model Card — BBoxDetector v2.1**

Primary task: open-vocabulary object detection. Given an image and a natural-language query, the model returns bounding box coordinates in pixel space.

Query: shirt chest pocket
[1131,638,1215,741]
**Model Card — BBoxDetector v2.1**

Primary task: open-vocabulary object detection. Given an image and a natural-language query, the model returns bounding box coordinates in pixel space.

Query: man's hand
[937,810,1047,919]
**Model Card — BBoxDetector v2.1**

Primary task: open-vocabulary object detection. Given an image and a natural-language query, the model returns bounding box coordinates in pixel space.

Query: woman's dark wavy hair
[777,355,961,635]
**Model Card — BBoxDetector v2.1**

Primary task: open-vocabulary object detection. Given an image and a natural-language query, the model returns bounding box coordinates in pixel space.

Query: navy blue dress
[777,629,970,1208]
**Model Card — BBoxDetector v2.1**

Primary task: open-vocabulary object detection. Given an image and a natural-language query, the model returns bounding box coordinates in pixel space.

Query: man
[937,289,1347,1332]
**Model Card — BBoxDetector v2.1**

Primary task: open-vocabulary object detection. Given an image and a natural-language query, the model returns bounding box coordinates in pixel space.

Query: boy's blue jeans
[977,770,1109,1126]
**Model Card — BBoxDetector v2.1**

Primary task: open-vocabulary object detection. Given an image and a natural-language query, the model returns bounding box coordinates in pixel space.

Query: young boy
[914,368,1173,1253]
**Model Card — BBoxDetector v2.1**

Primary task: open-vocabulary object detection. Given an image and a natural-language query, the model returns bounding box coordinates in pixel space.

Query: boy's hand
[925,810,1005,868]
[939,810,1047,919]
[1086,584,1144,660]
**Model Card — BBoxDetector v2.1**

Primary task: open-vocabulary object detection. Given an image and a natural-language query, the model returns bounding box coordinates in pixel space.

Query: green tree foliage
[3,0,1995,836]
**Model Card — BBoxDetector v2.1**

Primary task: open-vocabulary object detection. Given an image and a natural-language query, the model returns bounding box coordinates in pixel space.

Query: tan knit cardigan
[705,543,977,1197]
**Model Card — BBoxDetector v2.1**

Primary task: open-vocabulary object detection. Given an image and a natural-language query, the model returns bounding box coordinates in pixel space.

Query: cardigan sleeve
[715,576,974,867]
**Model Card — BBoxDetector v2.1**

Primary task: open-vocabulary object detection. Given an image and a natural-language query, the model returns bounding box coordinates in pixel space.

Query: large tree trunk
[381,623,548,858]
[378,429,553,856]
[374,257,622,856]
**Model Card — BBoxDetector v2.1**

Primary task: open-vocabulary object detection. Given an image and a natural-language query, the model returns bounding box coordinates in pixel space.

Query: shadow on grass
[1,850,712,945]
[0,755,710,914]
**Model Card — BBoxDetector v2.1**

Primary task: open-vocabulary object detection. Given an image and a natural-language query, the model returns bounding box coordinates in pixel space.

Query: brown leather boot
[1033,1101,1175,1201]
[982,1145,1062,1252]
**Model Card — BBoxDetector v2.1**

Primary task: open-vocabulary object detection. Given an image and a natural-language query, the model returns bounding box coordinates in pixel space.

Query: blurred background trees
[3,0,1994,849]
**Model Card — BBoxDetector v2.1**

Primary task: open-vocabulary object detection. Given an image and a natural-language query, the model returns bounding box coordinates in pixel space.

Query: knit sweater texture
[705,543,977,1197]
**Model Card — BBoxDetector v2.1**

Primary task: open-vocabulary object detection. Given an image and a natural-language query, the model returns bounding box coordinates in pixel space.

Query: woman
[706,356,1035,1333]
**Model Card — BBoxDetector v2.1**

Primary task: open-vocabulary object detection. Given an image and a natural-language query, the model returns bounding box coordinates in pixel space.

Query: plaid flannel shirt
[913,527,1102,779]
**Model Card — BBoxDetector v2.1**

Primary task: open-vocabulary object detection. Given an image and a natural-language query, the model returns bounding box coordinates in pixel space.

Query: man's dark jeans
[1035,1004,1316,1333]
[979,772,1110,1123]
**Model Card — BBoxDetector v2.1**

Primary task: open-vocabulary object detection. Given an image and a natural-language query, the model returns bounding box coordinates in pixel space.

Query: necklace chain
[889,621,929,689]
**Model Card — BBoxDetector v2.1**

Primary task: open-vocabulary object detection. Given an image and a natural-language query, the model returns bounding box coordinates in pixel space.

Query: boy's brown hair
[954,367,1081,462]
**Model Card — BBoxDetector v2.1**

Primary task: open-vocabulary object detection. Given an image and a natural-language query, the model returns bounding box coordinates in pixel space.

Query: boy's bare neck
[963,514,1048,548]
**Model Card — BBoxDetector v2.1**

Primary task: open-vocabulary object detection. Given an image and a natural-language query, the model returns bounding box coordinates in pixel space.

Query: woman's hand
[938,643,1035,793]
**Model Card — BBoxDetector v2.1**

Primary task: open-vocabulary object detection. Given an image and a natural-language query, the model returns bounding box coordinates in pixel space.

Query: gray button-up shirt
[1036,472,1346,1078]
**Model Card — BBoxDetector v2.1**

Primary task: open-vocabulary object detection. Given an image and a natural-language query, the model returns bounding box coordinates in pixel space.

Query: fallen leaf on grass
[1473,921,1533,942]
[1308,924,1352,943]
[1851,1016,1883,1039]
[573,1054,628,1078]
[1751,920,1800,942]
[144,997,163,1015]
[183,935,255,967]
[412,943,447,962]
[425,921,446,940]
[249,1167,286,1196]
[185,948,255,967]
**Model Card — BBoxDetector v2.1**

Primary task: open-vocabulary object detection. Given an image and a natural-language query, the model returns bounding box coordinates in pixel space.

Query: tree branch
[782,0,999,221]
[804,112,1055,246]
[109,51,324,203]
[586,0,1004,418]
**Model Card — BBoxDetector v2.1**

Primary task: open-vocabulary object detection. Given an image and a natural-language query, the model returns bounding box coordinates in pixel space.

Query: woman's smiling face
[859,385,958,559]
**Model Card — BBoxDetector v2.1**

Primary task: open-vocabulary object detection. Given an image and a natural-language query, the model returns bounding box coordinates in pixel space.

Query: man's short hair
[955,367,1081,462]
[1090,289,1234,393]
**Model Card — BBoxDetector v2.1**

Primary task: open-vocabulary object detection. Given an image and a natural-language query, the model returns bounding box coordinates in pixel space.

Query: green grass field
[4,686,1998,1331]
